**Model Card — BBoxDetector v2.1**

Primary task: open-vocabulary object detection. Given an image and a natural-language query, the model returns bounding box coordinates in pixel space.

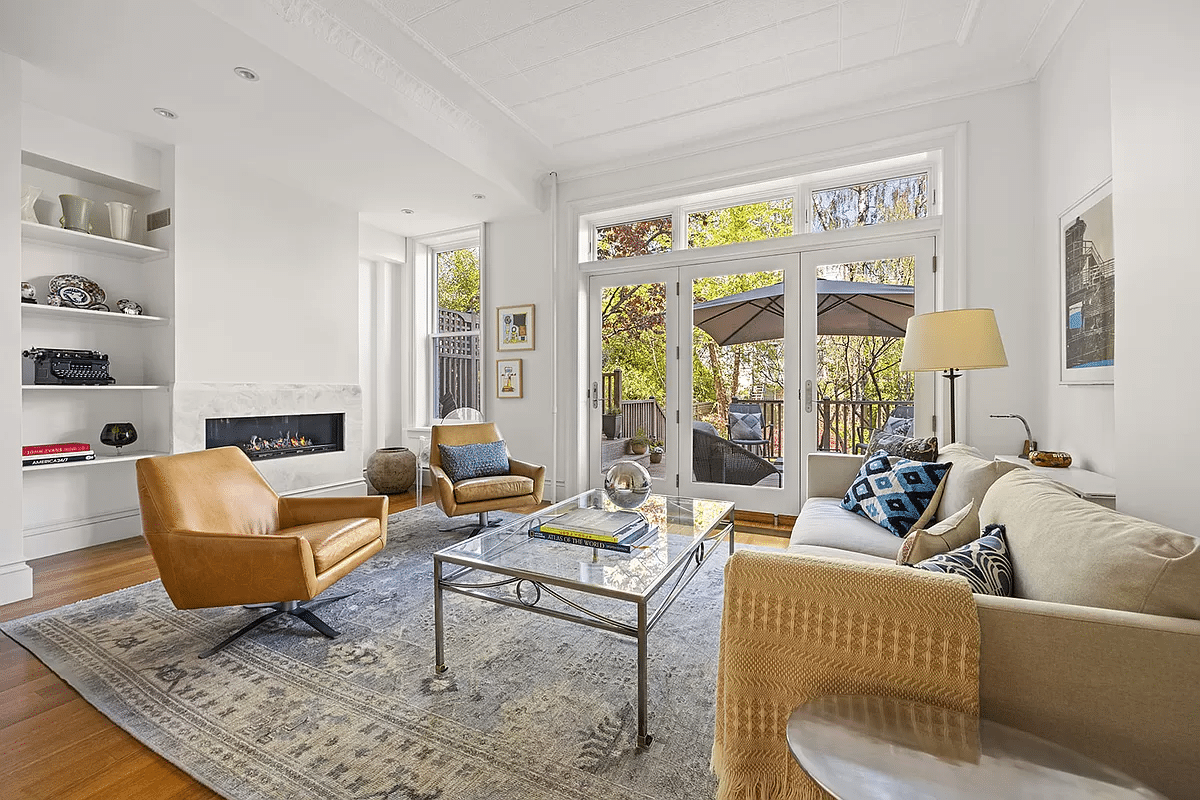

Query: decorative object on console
[21,185,41,222]
[1030,450,1073,468]
[365,446,416,494]
[496,358,523,398]
[20,281,36,304]
[990,413,1036,458]
[58,193,94,232]
[1060,179,1115,385]
[117,299,143,315]
[840,451,950,537]
[497,303,534,351]
[909,523,1014,597]
[900,309,1008,443]
[22,347,115,385]
[49,274,106,308]
[99,422,138,451]
[105,201,136,241]
[604,460,652,510]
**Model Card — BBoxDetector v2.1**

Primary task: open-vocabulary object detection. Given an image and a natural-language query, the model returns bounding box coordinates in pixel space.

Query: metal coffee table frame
[433,492,735,747]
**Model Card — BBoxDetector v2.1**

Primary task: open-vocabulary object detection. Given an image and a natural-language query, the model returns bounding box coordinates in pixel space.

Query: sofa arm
[278,496,389,544]
[975,594,1200,799]
[806,452,863,499]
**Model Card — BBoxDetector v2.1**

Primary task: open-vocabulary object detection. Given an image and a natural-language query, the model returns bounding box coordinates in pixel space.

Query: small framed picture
[496,358,523,399]
[497,304,535,351]
[1059,178,1115,384]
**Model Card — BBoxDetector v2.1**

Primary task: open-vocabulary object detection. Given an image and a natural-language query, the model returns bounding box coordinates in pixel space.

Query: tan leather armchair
[135,446,388,658]
[429,422,545,532]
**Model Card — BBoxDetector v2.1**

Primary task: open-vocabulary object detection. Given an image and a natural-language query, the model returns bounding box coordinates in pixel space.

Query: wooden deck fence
[436,308,480,417]
[818,399,914,454]
[620,399,666,442]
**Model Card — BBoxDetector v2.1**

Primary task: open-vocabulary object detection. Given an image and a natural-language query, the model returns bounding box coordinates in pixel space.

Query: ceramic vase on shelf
[366,446,416,494]
[105,202,136,241]
[59,194,93,233]
[100,422,138,452]
[21,185,41,223]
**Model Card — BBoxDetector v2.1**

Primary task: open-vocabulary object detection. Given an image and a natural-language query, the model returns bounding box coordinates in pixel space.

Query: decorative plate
[117,299,143,315]
[88,303,110,312]
[48,274,105,307]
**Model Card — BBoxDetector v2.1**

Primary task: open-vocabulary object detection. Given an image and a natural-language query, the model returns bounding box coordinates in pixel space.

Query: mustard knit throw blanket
[711,551,981,800]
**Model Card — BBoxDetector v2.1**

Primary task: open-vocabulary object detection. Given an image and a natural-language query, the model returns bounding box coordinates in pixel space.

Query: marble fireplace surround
[173,382,365,495]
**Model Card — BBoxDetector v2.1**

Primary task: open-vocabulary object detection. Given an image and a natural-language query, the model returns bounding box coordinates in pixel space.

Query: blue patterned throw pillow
[911,524,1013,596]
[840,451,951,536]
[438,440,509,482]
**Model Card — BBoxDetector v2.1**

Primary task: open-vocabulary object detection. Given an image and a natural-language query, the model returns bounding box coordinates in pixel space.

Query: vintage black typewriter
[22,347,116,385]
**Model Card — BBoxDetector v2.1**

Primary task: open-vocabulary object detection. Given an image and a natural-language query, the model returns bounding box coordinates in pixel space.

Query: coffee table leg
[637,601,651,747]
[433,557,447,674]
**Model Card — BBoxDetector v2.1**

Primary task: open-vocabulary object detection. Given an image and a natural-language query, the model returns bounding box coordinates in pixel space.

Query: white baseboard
[0,561,34,606]
[23,508,142,560]
[281,478,368,498]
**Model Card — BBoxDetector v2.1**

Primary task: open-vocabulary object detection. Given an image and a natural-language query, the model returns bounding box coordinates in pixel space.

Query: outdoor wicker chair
[727,400,774,456]
[692,421,780,486]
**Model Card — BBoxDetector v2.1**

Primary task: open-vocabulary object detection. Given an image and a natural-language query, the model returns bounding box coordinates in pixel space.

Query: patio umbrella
[692,279,914,345]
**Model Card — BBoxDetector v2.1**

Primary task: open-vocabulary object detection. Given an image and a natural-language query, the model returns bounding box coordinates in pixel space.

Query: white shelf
[21,303,168,325]
[21,220,168,262]
[22,450,169,472]
[23,384,168,391]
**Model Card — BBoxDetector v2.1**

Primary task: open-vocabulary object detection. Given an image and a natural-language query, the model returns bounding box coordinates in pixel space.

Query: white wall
[173,148,358,385]
[1110,0,1200,532]
[1034,0,1115,475]
[0,53,32,603]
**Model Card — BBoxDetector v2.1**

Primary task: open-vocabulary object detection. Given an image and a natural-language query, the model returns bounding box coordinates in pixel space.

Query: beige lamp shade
[900,309,1008,372]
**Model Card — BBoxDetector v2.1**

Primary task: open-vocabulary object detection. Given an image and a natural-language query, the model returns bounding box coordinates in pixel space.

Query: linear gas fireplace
[205,413,345,461]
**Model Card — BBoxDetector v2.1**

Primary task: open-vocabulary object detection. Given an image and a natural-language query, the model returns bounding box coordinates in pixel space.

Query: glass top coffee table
[433,489,735,747]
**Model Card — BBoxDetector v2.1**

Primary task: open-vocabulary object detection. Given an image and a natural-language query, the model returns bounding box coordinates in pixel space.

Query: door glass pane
[600,281,669,484]
[814,256,916,455]
[691,270,784,488]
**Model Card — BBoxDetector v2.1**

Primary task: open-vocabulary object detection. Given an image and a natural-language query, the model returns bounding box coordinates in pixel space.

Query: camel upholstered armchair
[429,422,545,533]
[135,446,388,658]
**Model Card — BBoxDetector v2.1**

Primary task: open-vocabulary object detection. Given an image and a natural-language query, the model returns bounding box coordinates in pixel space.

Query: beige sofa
[769,444,1200,799]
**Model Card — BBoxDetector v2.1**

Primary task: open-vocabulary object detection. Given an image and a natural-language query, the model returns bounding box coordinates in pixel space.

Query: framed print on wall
[1059,179,1115,385]
[497,304,535,351]
[496,358,523,399]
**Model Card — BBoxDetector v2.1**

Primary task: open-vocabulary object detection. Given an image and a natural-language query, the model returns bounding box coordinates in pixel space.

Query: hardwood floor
[0,491,787,799]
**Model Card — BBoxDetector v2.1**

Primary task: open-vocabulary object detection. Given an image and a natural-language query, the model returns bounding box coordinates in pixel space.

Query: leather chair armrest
[428,464,458,514]
[278,496,389,545]
[508,458,546,502]
[152,529,318,608]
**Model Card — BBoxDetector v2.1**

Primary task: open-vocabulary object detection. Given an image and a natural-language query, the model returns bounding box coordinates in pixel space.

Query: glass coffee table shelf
[432,488,735,747]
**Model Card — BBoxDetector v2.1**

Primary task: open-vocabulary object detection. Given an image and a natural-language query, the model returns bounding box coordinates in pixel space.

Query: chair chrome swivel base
[438,510,502,535]
[198,592,355,659]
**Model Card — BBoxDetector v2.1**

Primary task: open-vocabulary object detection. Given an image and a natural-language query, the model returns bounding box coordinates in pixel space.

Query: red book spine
[22,442,91,457]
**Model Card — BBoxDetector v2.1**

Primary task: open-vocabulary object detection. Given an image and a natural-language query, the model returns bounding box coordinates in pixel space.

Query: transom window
[687,198,794,249]
[809,173,929,232]
[596,216,673,260]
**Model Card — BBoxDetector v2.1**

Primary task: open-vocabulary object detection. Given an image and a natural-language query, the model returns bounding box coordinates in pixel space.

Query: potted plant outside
[628,430,651,456]
[602,404,622,440]
[649,441,664,464]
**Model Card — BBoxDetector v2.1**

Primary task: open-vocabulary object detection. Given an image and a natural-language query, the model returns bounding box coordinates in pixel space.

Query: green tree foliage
[436,247,480,321]
[596,217,672,260]
[688,199,793,248]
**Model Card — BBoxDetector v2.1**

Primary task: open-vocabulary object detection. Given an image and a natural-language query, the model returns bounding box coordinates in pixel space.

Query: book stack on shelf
[530,508,655,553]
[23,442,96,467]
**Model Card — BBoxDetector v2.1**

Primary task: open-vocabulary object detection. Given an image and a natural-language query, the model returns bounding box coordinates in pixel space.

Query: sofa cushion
[786,544,893,565]
[453,474,534,504]
[911,523,1013,596]
[438,440,510,482]
[866,430,939,462]
[285,517,380,574]
[790,498,907,560]
[934,443,1022,522]
[979,470,1200,619]
[841,452,950,536]
[898,501,980,565]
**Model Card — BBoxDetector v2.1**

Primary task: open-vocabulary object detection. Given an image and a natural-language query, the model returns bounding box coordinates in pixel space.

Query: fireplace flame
[246,432,315,452]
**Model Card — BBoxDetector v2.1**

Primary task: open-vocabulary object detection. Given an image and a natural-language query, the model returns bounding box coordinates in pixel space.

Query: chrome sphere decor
[603,460,652,510]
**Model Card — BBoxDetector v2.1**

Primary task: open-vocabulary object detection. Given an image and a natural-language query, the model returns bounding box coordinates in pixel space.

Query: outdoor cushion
[934,443,1021,522]
[285,517,381,574]
[980,471,1200,619]
[730,411,764,441]
[911,524,1013,596]
[453,475,535,504]
[438,440,510,483]
[867,431,939,462]
[841,451,950,536]
[898,501,980,565]
[789,498,908,560]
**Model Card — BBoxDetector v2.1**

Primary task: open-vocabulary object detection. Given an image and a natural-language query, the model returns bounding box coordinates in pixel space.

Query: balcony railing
[818,399,914,454]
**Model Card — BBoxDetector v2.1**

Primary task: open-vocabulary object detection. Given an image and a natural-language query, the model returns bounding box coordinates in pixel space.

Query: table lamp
[899,309,1008,443]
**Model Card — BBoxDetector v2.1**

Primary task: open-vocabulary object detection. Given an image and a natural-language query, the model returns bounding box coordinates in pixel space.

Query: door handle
[805,380,813,413]
[592,381,599,409]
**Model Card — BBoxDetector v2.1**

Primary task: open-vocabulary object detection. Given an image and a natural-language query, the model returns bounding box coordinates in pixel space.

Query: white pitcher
[106,201,136,241]
[21,185,41,223]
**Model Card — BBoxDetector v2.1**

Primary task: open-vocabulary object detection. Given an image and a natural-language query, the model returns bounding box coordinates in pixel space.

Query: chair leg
[437,510,503,534]
[199,591,357,659]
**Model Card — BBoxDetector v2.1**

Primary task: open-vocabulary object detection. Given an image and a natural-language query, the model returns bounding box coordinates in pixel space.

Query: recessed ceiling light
[472,193,486,200]
[401,208,415,215]
[153,107,178,119]
[234,66,260,81]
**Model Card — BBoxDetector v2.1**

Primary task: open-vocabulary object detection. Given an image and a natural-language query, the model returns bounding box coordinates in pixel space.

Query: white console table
[995,455,1116,509]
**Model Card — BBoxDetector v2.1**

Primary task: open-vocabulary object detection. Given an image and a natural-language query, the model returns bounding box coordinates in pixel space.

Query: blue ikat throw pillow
[840,450,951,536]
[911,524,1013,596]
[438,440,510,482]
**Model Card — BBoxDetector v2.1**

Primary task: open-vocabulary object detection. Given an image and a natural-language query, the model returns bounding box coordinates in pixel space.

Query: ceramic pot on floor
[366,447,417,494]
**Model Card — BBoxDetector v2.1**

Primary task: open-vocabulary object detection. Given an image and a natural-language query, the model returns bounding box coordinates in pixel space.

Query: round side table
[786,695,1165,800]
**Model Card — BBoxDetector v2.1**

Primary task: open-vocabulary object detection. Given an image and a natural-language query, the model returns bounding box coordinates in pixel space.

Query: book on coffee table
[536,508,644,542]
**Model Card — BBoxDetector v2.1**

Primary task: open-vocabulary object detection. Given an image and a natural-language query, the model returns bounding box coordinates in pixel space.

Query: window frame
[428,238,483,424]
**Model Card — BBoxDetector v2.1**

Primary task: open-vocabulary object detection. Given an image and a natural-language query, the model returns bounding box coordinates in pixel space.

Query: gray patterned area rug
[3,504,728,800]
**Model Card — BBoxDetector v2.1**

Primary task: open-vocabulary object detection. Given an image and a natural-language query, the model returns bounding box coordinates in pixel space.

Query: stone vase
[366,446,416,494]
